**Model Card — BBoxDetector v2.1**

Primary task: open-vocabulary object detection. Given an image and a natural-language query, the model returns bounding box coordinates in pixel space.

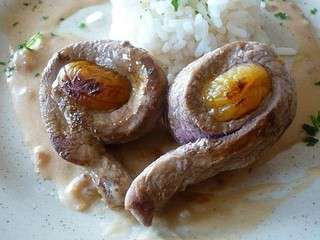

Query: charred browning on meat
[61,75,102,99]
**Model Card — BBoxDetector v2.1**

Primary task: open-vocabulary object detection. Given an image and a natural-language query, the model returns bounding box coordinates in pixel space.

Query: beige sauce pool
[2,0,320,239]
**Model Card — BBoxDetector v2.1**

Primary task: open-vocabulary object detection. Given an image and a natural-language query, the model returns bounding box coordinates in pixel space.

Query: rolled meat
[125,41,297,225]
[39,40,167,207]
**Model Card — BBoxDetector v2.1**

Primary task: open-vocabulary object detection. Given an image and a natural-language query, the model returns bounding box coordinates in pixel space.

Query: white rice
[108,0,295,83]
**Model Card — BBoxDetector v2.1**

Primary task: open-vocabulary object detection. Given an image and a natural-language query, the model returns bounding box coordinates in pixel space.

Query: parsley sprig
[1,54,14,78]
[79,22,86,29]
[18,32,43,51]
[274,12,289,20]
[303,112,320,146]
[171,0,180,11]
[311,8,318,15]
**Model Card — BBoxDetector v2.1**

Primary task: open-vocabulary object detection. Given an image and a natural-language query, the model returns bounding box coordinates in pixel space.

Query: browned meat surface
[125,41,297,225]
[39,40,167,207]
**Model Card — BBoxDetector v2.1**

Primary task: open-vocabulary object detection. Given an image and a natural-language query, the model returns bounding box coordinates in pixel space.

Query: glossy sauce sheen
[2,0,320,239]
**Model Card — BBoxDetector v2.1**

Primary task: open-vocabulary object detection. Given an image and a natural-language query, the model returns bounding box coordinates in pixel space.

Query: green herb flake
[303,124,318,136]
[79,22,86,29]
[18,44,25,50]
[0,61,6,66]
[302,112,320,146]
[315,81,320,86]
[311,112,320,129]
[5,66,15,78]
[171,0,180,12]
[311,8,318,15]
[274,12,289,20]
[304,136,319,147]
[41,16,49,20]
[18,32,43,51]
[12,22,19,27]
[50,32,58,37]
[34,73,41,77]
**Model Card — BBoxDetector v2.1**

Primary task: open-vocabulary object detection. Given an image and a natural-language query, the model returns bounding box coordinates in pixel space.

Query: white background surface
[0,1,320,239]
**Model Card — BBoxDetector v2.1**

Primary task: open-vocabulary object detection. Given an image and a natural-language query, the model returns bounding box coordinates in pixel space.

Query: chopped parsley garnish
[59,17,65,21]
[41,16,49,20]
[171,0,180,11]
[0,61,6,66]
[274,12,289,20]
[5,66,15,78]
[303,124,318,136]
[315,81,320,86]
[79,22,86,29]
[311,8,318,15]
[34,72,41,77]
[304,136,319,146]
[12,22,19,27]
[303,112,320,146]
[311,113,320,129]
[18,32,43,51]
[50,32,58,37]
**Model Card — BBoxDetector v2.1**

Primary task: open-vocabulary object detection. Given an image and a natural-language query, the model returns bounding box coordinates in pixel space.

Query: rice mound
[108,0,276,83]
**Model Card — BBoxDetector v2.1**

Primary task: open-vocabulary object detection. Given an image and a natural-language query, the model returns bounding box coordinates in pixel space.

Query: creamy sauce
[0,0,105,46]
[265,1,320,153]
[7,34,87,198]
[2,0,320,239]
[1,0,106,205]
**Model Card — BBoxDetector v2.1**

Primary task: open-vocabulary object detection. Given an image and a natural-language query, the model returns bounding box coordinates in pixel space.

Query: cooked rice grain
[109,0,293,83]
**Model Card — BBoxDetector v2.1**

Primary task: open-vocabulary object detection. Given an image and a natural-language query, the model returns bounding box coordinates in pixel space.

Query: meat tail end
[125,186,155,226]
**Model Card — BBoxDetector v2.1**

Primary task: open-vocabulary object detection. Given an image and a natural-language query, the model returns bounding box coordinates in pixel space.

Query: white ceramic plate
[0,1,320,239]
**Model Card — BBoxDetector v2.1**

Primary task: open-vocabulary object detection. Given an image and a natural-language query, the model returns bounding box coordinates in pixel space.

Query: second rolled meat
[125,41,297,226]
